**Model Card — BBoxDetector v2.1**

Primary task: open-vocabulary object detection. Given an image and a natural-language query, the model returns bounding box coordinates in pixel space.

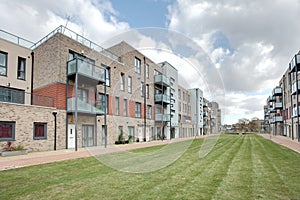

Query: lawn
[1,134,300,199]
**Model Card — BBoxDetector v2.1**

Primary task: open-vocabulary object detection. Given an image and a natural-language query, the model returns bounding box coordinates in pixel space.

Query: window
[136,102,141,118]
[135,57,141,73]
[102,65,110,86]
[17,57,26,80]
[178,89,181,99]
[140,82,144,97]
[0,51,7,76]
[128,76,132,93]
[123,99,127,116]
[128,126,135,140]
[77,88,88,103]
[115,97,119,115]
[147,105,152,119]
[0,122,15,141]
[97,93,108,114]
[146,84,149,99]
[146,64,149,78]
[33,123,47,140]
[120,73,125,91]
[0,86,25,104]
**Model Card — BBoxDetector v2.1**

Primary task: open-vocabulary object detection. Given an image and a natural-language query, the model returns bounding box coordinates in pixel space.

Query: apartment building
[264,52,300,142]
[0,30,62,152]
[0,26,222,152]
[208,102,221,134]
[203,98,211,135]
[189,88,204,136]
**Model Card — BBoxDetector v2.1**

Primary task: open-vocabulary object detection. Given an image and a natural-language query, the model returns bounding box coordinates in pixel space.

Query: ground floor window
[33,123,47,140]
[128,126,135,142]
[0,121,15,140]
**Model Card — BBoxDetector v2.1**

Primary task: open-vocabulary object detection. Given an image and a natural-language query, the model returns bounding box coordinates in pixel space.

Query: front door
[82,125,94,147]
[68,124,75,149]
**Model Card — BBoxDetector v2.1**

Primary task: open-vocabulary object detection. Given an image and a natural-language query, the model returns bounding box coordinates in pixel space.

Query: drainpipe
[143,57,147,142]
[52,111,57,150]
[30,52,34,105]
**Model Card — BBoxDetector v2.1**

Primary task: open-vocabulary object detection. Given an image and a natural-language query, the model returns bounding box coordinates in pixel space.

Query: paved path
[260,134,300,153]
[0,137,199,171]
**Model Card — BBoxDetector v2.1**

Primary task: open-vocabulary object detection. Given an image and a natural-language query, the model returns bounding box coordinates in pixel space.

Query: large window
[17,57,26,80]
[128,76,132,93]
[123,99,127,117]
[136,102,141,118]
[33,122,47,140]
[120,73,125,91]
[147,105,152,119]
[97,93,108,114]
[135,57,141,73]
[115,97,119,115]
[0,51,7,76]
[77,88,88,103]
[0,86,25,104]
[0,121,15,141]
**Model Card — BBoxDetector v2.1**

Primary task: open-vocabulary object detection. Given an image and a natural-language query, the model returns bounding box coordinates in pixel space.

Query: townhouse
[0,26,222,152]
[264,52,300,142]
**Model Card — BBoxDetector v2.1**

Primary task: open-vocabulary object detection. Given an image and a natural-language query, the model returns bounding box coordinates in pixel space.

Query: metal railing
[30,25,122,62]
[0,29,34,48]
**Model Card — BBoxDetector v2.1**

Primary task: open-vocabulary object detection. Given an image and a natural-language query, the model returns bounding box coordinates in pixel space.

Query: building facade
[0,26,222,152]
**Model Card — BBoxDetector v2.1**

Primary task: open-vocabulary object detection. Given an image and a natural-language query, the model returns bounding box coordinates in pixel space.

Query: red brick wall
[33,82,67,109]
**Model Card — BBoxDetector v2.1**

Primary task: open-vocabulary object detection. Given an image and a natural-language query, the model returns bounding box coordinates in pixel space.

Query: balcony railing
[154,74,170,87]
[273,116,283,122]
[203,112,208,117]
[67,97,105,115]
[67,58,106,83]
[155,94,170,104]
[268,96,276,102]
[203,103,208,107]
[291,81,300,94]
[31,25,121,62]
[272,87,282,96]
[289,54,300,72]
[0,29,34,48]
[155,113,170,122]
[273,102,283,110]
[269,118,275,124]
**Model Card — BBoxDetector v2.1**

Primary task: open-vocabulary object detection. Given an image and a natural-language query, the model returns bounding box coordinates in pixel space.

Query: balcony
[268,96,276,102]
[273,102,283,110]
[289,54,300,72]
[155,113,170,122]
[67,97,105,115]
[67,58,106,83]
[272,87,282,96]
[269,118,275,124]
[154,75,170,87]
[273,116,283,122]
[264,111,270,117]
[291,81,300,94]
[203,112,208,117]
[203,103,208,107]
[292,106,300,118]
[269,108,276,113]
[155,94,170,104]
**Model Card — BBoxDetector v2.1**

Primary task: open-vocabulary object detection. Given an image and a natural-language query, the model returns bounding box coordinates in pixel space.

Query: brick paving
[0,137,199,171]
[260,134,300,153]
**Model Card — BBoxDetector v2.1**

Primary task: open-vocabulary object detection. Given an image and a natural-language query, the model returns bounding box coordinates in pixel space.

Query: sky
[1,0,300,124]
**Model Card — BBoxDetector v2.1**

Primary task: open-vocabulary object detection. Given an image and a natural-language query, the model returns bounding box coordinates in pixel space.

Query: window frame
[135,102,141,118]
[123,99,127,117]
[115,97,119,115]
[135,57,141,74]
[147,105,152,119]
[120,73,125,91]
[146,84,149,99]
[0,51,8,76]
[97,93,108,114]
[33,122,47,140]
[17,57,26,80]
[128,76,132,93]
[0,121,15,141]
[140,82,144,97]
[146,64,149,78]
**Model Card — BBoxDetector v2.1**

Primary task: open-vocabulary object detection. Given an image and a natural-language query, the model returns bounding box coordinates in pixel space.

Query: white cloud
[167,0,300,123]
[0,0,130,44]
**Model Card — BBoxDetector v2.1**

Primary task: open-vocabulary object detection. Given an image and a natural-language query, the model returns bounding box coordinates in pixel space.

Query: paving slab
[260,134,300,153]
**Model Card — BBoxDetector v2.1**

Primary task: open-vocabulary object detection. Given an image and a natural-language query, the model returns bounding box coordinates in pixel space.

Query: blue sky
[1,0,300,124]
[109,0,173,28]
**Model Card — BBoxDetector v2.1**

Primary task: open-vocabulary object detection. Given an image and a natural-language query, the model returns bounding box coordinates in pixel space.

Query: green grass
[1,134,300,199]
